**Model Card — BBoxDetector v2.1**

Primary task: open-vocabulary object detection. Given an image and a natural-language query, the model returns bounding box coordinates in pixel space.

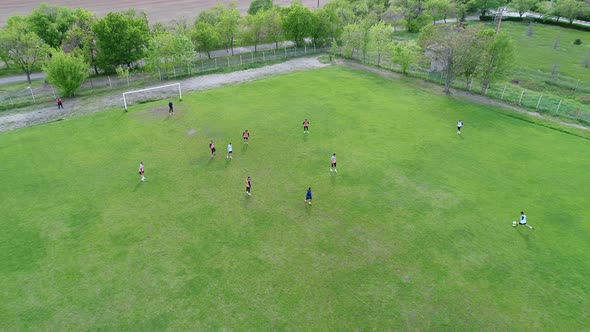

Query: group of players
[138,118,329,205]
[137,112,533,223]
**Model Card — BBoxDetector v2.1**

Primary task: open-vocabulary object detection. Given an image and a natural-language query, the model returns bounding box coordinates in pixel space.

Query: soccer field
[1,66,589,330]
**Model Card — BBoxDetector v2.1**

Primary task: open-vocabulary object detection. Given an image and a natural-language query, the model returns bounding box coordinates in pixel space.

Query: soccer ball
[512,221,517,226]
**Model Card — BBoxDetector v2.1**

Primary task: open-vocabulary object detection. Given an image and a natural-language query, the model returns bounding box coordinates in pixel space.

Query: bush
[574,39,582,45]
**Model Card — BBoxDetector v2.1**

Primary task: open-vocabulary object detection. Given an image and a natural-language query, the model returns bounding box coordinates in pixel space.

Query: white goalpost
[122,83,182,111]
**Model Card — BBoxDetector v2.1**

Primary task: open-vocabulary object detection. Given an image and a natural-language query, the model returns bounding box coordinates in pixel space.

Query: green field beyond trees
[1,66,589,330]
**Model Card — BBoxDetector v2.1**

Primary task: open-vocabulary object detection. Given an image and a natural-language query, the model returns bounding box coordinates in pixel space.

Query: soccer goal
[122,83,182,111]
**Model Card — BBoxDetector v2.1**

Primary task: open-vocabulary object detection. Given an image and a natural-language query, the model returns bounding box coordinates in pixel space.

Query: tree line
[0,0,587,97]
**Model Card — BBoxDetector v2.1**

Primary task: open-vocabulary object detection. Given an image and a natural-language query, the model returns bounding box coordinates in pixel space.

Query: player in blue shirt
[305,187,312,205]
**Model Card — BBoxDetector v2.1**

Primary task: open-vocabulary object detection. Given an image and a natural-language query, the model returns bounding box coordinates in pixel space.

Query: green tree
[368,21,392,66]
[310,8,338,46]
[60,9,98,75]
[477,29,514,94]
[425,0,453,22]
[418,23,482,94]
[554,0,586,23]
[242,13,267,51]
[510,0,539,17]
[469,0,508,16]
[341,23,363,58]
[192,22,221,59]
[92,10,150,71]
[172,32,196,74]
[146,31,175,78]
[248,0,274,15]
[216,4,242,55]
[27,4,77,49]
[43,49,89,97]
[282,4,314,47]
[0,16,51,84]
[264,6,284,48]
[392,40,421,74]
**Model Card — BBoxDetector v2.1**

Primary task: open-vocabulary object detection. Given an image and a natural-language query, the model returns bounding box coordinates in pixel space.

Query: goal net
[122,83,182,111]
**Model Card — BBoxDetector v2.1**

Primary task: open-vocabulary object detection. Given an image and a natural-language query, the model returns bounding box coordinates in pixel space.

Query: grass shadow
[132,181,144,192]
[241,144,249,152]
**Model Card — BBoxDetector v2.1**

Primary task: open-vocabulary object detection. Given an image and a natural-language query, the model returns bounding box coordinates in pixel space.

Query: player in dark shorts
[303,119,309,133]
[209,140,216,157]
[457,120,463,135]
[305,187,312,205]
[330,153,337,173]
[242,130,249,144]
[139,161,145,181]
[168,101,174,115]
[246,176,251,195]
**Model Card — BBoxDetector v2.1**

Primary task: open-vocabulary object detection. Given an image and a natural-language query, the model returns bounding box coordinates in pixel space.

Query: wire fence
[348,50,590,124]
[0,45,324,113]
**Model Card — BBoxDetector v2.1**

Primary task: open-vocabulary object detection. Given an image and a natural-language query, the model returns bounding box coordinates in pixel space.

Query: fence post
[518,90,525,105]
[305,45,307,55]
[484,83,490,95]
[263,51,265,61]
[536,95,542,110]
[314,44,316,53]
[227,57,230,67]
[574,79,580,92]
[173,67,176,78]
[251,52,254,64]
[240,55,242,65]
[500,85,507,99]
[9,95,14,106]
[214,58,217,69]
[109,76,113,88]
[556,100,562,114]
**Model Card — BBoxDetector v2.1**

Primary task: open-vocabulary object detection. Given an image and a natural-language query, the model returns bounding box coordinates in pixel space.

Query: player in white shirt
[330,153,337,173]
[227,143,233,159]
[513,211,534,229]
[139,161,145,182]
[457,120,463,135]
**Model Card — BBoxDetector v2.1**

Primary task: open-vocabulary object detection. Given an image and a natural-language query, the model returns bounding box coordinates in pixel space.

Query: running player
[303,119,310,133]
[242,130,249,144]
[246,176,252,196]
[330,153,337,173]
[457,120,463,135]
[168,101,174,115]
[305,187,312,205]
[209,140,216,157]
[513,211,534,229]
[139,161,145,182]
[227,143,233,159]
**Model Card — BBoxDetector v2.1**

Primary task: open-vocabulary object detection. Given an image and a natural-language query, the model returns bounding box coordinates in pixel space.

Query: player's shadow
[515,227,532,248]
[303,134,309,142]
[133,181,143,192]
[241,144,248,152]
[225,157,232,167]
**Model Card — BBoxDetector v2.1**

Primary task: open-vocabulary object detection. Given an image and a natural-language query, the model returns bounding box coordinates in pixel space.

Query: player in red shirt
[209,140,216,157]
[242,130,250,144]
[302,119,309,133]
[246,176,252,195]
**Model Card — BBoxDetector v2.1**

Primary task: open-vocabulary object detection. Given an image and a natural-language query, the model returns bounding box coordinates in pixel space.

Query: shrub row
[479,16,590,32]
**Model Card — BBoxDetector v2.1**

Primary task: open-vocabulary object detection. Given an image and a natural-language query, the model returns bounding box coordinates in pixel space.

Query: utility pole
[495,7,505,33]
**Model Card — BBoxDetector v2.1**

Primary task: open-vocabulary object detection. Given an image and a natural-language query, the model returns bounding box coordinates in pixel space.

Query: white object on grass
[123,83,182,111]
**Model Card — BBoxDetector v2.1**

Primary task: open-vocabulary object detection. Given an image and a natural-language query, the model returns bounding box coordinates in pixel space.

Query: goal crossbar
[123,83,182,111]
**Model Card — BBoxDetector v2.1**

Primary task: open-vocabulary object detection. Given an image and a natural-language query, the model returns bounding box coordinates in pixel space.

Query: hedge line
[479,16,590,32]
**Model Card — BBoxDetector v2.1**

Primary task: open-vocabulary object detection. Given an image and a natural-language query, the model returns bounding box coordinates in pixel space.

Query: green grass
[1,66,589,330]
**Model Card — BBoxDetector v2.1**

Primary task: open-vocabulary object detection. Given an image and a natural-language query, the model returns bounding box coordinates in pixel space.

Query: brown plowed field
[0,0,322,27]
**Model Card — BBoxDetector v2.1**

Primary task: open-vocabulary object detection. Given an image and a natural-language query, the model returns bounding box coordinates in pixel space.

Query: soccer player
[242,130,249,144]
[139,161,145,182]
[227,142,233,159]
[246,176,252,196]
[513,211,534,229]
[305,187,312,205]
[457,120,463,135]
[209,140,216,157]
[330,153,337,173]
[168,101,174,115]
[303,119,310,133]
[56,97,63,109]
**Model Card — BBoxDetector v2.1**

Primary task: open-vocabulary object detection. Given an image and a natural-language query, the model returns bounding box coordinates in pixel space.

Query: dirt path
[0,57,328,132]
